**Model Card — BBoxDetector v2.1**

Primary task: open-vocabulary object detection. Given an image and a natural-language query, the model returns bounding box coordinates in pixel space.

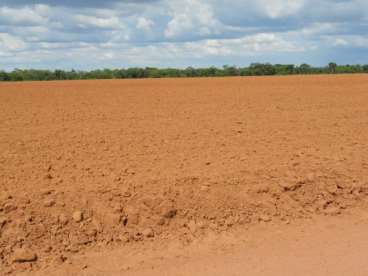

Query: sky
[0,0,368,70]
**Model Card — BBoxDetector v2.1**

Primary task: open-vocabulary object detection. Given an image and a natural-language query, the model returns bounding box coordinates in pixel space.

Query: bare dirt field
[1,75,368,275]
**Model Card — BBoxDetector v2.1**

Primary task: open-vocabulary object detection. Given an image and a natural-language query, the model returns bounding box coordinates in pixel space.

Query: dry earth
[1,75,368,275]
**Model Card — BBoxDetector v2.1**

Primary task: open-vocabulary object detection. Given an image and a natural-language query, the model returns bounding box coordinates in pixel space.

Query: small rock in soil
[256,185,270,193]
[187,220,197,233]
[123,191,132,198]
[0,216,7,228]
[43,199,56,207]
[279,181,301,191]
[4,203,17,213]
[164,208,177,219]
[142,228,154,238]
[87,229,97,237]
[72,211,84,222]
[326,185,338,195]
[12,248,37,263]
[58,213,69,225]
[41,189,54,196]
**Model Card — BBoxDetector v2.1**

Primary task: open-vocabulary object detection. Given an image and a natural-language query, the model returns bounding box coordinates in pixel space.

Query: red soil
[1,75,368,275]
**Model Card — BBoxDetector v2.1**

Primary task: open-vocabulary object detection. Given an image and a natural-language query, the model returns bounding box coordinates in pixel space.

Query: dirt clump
[12,249,38,263]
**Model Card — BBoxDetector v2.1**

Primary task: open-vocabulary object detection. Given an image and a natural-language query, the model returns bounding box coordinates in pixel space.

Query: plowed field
[1,75,368,275]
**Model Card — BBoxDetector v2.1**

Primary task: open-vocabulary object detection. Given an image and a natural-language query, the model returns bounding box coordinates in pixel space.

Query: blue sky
[0,0,367,70]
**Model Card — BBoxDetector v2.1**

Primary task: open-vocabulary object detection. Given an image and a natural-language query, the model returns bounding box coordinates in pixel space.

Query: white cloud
[164,0,220,38]
[74,14,122,29]
[80,32,307,65]
[1,31,305,69]
[327,35,368,48]
[300,22,339,36]
[0,5,48,25]
[240,33,305,52]
[0,33,26,51]
[332,38,349,47]
[136,17,155,31]
[33,4,50,15]
[182,33,306,58]
[258,0,305,19]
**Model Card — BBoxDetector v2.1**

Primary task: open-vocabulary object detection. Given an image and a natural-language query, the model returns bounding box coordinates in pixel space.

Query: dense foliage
[1,63,368,81]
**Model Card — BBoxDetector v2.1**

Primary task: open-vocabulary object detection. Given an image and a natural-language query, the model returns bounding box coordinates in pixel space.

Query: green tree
[0,71,10,81]
[249,63,276,76]
[298,63,312,74]
[223,65,239,76]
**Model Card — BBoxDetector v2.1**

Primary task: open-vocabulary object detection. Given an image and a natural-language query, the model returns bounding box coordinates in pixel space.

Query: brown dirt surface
[1,75,368,275]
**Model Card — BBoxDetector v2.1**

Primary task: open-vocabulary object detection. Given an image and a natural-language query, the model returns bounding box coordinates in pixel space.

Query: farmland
[1,75,368,275]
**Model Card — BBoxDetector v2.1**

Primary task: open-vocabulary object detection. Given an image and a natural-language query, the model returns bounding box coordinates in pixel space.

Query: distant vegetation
[1,63,368,81]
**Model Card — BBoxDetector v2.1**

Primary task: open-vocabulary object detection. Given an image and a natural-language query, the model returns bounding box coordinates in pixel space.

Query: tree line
[1,63,368,81]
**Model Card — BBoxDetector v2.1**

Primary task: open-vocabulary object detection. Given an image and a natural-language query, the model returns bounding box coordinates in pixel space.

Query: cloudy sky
[0,0,367,70]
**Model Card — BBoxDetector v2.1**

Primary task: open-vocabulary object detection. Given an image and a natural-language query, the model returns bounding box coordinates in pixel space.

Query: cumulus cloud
[0,5,49,25]
[258,0,305,19]
[178,33,307,59]
[0,33,26,50]
[326,35,368,48]
[0,0,367,69]
[74,14,122,29]
[136,17,155,31]
[164,0,221,39]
